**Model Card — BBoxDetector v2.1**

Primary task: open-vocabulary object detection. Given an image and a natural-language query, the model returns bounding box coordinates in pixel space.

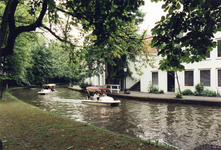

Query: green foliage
[1,0,147,86]
[78,81,92,90]
[159,90,164,94]
[148,82,158,93]
[80,17,150,79]
[26,39,54,85]
[0,32,34,86]
[49,41,73,79]
[1,0,145,58]
[195,83,204,96]
[192,83,219,97]
[151,0,221,71]
[181,89,193,95]
[147,81,164,94]
[24,35,76,85]
[154,90,164,94]
[175,93,183,98]
[154,91,160,94]
[201,89,218,97]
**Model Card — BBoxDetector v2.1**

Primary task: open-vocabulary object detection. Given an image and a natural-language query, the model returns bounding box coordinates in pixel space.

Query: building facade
[139,32,221,93]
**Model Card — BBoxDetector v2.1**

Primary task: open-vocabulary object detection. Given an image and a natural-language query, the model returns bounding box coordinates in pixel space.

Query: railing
[106,84,120,93]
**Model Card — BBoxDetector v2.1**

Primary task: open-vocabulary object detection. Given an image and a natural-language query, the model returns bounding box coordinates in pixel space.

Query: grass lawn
[0,89,176,150]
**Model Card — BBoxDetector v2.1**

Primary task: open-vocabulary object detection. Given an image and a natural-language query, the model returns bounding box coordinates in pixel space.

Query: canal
[10,87,221,150]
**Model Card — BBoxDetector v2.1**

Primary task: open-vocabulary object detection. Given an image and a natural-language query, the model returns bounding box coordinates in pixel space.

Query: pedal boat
[38,84,58,95]
[81,86,121,106]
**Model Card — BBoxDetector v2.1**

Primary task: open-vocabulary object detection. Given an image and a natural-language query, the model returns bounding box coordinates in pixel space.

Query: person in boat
[51,86,55,92]
[100,90,106,97]
[93,91,100,101]
[87,91,93,100]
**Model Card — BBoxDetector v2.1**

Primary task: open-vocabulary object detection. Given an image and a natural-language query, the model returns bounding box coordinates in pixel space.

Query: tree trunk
[175,72,181,94]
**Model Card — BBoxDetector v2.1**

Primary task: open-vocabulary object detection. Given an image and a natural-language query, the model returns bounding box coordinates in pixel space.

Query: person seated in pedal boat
[100,90,106,97]
[93,91,100,101]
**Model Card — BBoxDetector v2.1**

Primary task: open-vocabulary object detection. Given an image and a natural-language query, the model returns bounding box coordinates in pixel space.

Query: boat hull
[38,90,58,95]
[82,100,121,106]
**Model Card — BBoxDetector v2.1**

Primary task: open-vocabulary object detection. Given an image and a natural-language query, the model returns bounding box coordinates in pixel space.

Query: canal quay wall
[68,85,221,107]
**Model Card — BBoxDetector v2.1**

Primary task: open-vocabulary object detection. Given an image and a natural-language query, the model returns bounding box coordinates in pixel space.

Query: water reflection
[11,88,221,150]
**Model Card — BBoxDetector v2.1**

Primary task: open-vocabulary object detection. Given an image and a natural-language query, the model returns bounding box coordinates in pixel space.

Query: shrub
[159,90,164,94]
[194,91,199,96]
[150,87,158,93]
[147,82,164,94]
[147,81,158,93]
[175,93,183,98]
[181,89,193,95]
[154,91,160,94]
[78,81,92,90]
[195,83,204,95]
[202,89,218,97]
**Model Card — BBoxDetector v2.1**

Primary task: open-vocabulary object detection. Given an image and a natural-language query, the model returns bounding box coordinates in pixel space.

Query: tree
[26,39,54,85]
[151,0,221,95]
[1,32,32,85]
[151,0,221,71]
[26,36,74,85]
[0,0,144,57]
[76,10,152,83]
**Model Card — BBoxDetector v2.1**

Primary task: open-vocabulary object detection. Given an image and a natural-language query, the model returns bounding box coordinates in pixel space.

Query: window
[206,51,210,58]
[152,72,158,86]
[185,71,194,86]
[218,70,221,87]
[217,40,221,57]
[200,70,210,86]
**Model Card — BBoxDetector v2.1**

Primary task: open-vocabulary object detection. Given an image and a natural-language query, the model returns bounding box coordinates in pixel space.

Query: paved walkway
[68,86,221,106]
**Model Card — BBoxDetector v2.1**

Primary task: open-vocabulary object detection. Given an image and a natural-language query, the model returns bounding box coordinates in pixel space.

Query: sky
[138,0,167,34]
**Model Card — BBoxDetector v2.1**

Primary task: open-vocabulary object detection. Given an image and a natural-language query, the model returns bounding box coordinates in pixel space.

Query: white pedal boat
[38,84,58,95]
[82,86,121,106]
[82,96,121,106]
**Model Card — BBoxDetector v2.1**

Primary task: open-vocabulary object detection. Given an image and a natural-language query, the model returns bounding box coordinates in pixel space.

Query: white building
[138,32,221,93]
[85,32,221,94]
[84,73,106,87]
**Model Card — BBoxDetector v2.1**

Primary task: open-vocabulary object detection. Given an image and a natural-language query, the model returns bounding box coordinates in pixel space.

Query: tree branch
[41,25,78,48]
[0,0,48,57]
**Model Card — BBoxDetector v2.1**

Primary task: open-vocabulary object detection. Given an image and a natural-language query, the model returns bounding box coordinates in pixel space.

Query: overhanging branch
[41,25,79,48]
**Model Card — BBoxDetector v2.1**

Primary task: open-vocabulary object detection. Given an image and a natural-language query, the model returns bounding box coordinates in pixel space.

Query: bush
[159,90,164,94]
[147,82,164,94]
[194,91,199,96]
[195,83,204,95]
[181,89,193,95]
[175,93,183,98]
[154,91,160,94]
[78,81,92,90]
[202,89,218,97]
[150,87,158,93]
[147,81,158,93]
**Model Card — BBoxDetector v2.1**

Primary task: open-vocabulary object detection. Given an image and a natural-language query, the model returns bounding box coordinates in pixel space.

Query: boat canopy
[86,86,109,91]
[42,84,56,87]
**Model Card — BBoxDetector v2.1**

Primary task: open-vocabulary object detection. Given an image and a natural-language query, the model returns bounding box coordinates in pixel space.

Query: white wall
[84,72,106,87]
[125,60,141,88]
[140,32,221,93]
